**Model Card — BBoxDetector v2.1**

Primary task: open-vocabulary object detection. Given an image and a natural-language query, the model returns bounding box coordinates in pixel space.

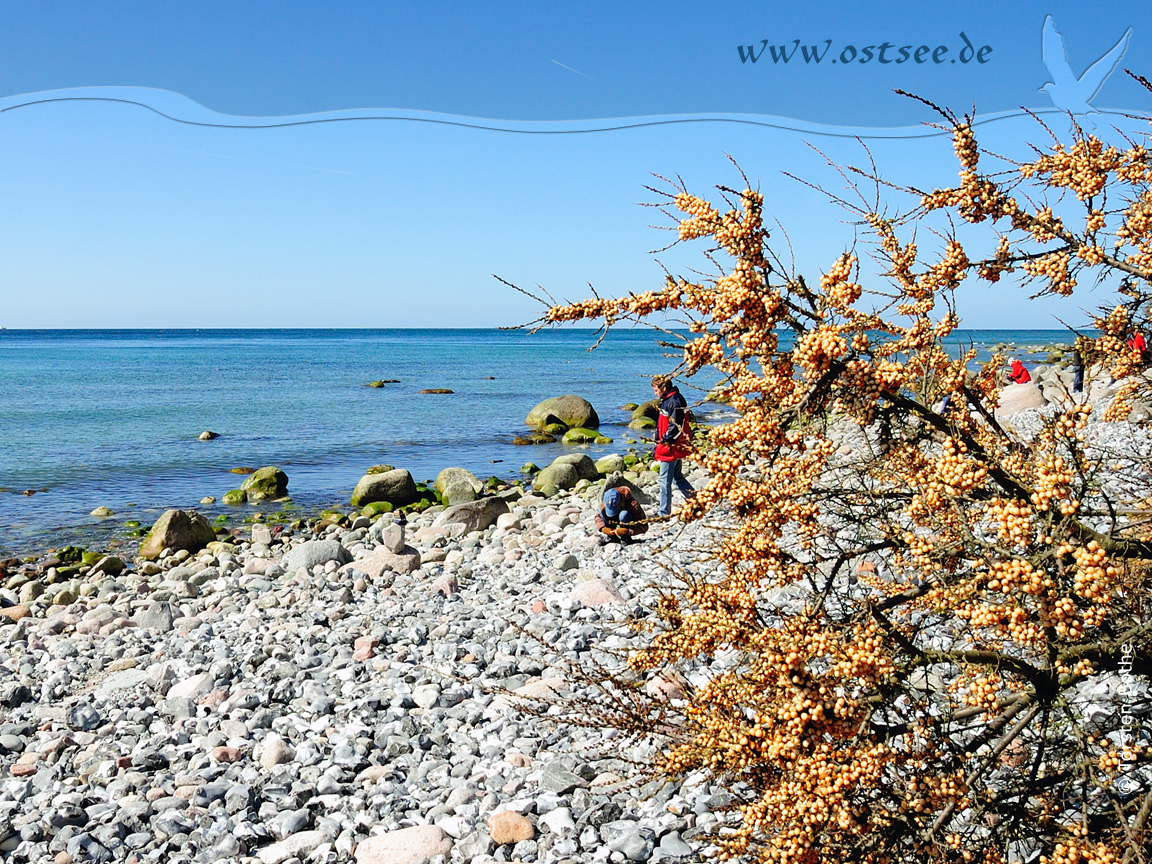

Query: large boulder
[533,462,579,492]
[342,546,420,578]
[631,399,660,422]
[433,497,511,533]
[442,481,477,504]
[595,454,626,475]
[355,825,452,864]
[283,539,352,574]
[525,395,599,431]
[435,467,481,495]
[995,383,1046,420]
[350,468,418,508]
[138,510,216,560]
[551,453,599,482]
[435,467,481,504]
[241,466,289,502]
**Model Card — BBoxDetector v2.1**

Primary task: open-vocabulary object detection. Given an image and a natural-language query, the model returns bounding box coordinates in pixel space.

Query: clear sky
[1,0,1150,328]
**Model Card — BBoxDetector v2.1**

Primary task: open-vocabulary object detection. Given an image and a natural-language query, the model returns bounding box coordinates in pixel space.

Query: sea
[0,328,1073,557]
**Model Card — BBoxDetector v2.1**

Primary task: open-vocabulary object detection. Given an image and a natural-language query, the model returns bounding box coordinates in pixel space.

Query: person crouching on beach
[595,486,648,544]
[651,375,696,516]
[1008,358,1032,385]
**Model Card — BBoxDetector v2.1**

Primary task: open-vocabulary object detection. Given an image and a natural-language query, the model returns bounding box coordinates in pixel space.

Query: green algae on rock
[241,467,289,502]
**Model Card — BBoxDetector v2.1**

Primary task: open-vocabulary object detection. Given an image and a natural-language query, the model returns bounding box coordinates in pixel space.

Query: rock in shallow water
[241,465,289,501]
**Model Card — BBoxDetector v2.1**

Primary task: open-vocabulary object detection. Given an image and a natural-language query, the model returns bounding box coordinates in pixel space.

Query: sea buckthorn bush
[536,95,1152,864]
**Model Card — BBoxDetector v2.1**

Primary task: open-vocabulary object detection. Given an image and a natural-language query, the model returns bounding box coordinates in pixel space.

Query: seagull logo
[1040,14,1131,128]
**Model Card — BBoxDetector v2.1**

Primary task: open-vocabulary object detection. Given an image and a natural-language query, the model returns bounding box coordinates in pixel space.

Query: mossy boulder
[628,417,657,430]
[562,427,601,444]
[92,555,125,575]
[521,462,540,474]
[57,546,85,565]
[595,454,626,475]
[223,489,248,505]
[525,395,600,431]
[544,422,569,436]
[631,399,660,423]
[241,467,289,502]
[366,464,395,475]
[361,501,394,517]
[350,468,419,508]
[138,509,216,560]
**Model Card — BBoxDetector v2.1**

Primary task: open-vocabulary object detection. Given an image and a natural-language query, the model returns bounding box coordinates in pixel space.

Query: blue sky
[1,0,1150,328]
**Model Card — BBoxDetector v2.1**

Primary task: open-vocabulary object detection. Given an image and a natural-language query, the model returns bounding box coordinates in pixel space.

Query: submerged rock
[563,427,602,444]
[241,466,289,502]
[526,395,600,431]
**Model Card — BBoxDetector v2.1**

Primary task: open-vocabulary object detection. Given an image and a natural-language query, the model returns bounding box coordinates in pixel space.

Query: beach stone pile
[0,461,723,864]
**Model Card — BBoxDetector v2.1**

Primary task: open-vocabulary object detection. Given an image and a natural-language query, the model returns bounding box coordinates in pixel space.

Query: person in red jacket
[652,375,696,516]
[1008,358,1032,384]
[1128,331,1147,363]
[594,486,648,543]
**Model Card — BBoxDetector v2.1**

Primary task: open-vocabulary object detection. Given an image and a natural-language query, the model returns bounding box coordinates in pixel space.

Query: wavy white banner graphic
[1,86,1146,140]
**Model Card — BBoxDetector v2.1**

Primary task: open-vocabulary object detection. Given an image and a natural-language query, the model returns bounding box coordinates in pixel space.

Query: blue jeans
[658,459,694,516]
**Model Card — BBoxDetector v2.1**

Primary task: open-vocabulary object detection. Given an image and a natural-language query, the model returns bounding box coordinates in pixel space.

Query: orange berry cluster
[1022,251,1076,295]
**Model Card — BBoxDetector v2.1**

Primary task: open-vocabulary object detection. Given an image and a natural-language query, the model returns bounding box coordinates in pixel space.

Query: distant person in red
[1008,358,1032,384]
[1128,331,1147,363]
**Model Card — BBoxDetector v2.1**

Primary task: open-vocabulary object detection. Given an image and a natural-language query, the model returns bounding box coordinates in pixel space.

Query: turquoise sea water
[0,328,1071,556]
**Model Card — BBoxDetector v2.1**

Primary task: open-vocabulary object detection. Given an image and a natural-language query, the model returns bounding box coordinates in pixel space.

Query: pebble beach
[0,454,730,864]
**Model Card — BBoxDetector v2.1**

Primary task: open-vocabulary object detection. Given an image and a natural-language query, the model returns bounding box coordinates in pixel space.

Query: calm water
[0,328,1070,556]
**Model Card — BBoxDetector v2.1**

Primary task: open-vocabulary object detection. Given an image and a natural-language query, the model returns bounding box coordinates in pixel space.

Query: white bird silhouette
[1040,15,1131,129]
